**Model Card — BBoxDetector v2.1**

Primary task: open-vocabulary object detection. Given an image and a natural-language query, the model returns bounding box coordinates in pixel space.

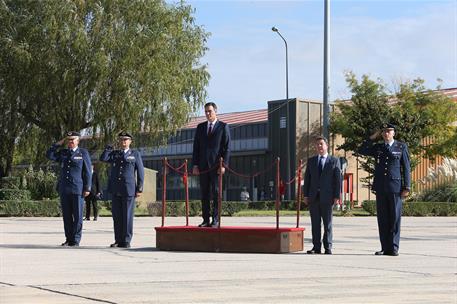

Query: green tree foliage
[0,0,209,168]
[330,72,457,184]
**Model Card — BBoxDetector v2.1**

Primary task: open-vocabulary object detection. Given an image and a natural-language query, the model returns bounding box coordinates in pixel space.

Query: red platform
[155,226,305,253]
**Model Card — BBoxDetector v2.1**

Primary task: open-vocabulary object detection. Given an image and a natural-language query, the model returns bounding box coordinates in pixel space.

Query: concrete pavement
[1,216,456,303]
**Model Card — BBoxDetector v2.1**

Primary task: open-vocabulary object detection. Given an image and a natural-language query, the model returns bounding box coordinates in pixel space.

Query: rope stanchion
[184,160,189,226]
[275,157,280,229]
[161,158,167,227]
[218,157,223,228]
[296,159,303,228]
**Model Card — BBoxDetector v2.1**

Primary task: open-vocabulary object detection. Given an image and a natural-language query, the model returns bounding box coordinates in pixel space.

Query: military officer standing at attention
[46,131,92,246]
[358,123,411,256]
[100,132,144,248]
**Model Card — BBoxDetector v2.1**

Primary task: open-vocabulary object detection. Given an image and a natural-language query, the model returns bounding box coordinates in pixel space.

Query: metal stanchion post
[276,157,280,229]
[162,158,167,227]
[296,159,302,228]
[184,159,189,226]
[218,158,223,228]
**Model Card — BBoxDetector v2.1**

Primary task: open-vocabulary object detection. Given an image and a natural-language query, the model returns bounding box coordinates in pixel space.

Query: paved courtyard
[1,216,456,303]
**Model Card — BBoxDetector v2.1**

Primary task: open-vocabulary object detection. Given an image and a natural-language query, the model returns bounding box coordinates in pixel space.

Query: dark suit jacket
[303,155,341,204]
[192,120,231,170]
[100,148,144,196]
[46,144,92,195]
[90,171,100,195]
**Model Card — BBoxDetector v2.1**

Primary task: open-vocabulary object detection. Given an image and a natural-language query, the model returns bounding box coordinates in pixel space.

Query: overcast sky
[182,0,457,114]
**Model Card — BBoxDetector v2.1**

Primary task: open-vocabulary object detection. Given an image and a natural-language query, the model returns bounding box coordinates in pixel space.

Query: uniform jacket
[100,148,144,196]
[90,171,100,195]
[303,155,341,204]
[46,144,92,195]
[192,120,231,170]
[358,139,411,194]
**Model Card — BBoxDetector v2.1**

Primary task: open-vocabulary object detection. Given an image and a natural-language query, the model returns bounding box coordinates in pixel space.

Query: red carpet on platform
[155,226,305,253]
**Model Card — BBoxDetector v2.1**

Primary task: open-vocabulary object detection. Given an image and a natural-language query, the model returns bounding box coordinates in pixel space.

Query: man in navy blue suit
[46,131,92,246]
[100,131,144,248]
[303,136,341,254]
[192,102,231,227]
[358,123,411,256]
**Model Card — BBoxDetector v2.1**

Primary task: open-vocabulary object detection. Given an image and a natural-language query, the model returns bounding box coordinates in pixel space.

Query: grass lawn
[234,209,370,217]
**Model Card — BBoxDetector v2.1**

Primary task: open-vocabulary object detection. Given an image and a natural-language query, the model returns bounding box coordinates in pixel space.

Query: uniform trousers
[85,193,98,219]
[376,192,403,252]
[60,193,84,244]
[112,195,135,245]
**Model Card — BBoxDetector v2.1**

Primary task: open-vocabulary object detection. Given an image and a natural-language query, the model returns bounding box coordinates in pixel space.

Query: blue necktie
[318,156,324,176]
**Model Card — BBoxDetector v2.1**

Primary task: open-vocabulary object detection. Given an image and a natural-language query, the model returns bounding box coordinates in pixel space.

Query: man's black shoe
[385,250,399,256]
[61,241,70,246]
[375,250,384,255]
[84,218,90,221]
[210,221,219,228]
[119,243,131,248]
[324,249,332,254]
[110,243,119,248]
[93,217,97,221]
[198,221,211,227]
[68,242,79,247]
[306,249,321,254]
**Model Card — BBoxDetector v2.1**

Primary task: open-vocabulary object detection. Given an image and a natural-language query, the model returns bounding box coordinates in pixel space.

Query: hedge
[0,200,61,217]
[362,200,457,216]
[147,201,249,217]
[0,189,31,200]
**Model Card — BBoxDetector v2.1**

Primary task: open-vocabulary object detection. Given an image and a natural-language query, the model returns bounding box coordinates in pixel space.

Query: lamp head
[272,26,278,32]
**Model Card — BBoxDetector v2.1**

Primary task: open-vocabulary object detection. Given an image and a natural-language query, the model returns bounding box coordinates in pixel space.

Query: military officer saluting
[358,123,411,256]
[46,131,92,246]
[100,131,144,248]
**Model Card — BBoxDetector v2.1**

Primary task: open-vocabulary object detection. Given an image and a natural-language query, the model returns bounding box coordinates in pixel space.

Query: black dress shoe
[110,243,119,248]
[68,242,79,247]
[61,241,70,246]
[93,217,97,221]
[198,221,211,227]
[385,250,399,256]
[119,243,131,248]
[306,249,321,254]
[210,221,219,228]
[324,249,332,254]
[84,218,90,221]
[375,250,384,255]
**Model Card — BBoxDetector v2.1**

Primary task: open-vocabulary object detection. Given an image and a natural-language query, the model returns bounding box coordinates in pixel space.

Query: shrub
[362,200,457,216]
[0,200,61,217]
[0,177,21,189]
[0,189,31,200]
[22,166,58,200]
[417,181,457,203]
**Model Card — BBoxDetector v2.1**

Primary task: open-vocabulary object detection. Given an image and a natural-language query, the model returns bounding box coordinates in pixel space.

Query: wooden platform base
[155,226,304,253]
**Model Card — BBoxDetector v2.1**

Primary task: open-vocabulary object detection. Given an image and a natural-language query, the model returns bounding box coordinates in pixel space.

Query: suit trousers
[309,196,333,250]
[376,192,403,252]
[60,193,84,244]
[199,171,219,222]
[85,193,98,219]
[112,195,135,245]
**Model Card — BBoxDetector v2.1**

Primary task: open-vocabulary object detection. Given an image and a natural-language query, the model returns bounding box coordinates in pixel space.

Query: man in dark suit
[100,131,144,248]
[192,102,231,227]
[303,136,341,254]
[46,131,92,246]
[84,164,101,221]
[358,123,411,256]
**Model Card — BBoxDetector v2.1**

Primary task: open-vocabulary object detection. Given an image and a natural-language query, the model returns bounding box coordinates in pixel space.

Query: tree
[330,72,457,187]
[0,0,209,153]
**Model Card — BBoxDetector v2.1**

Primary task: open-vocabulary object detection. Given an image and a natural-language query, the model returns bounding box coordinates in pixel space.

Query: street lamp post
[272,26,291,201]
